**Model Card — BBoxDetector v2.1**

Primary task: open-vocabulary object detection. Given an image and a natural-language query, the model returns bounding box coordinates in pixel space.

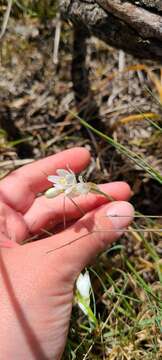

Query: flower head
[45,167,112,202]
[77,175,91,195]
[45,168,91,199]
[48,169,77,189]
[45,168,77,198]
[76,271,91,315]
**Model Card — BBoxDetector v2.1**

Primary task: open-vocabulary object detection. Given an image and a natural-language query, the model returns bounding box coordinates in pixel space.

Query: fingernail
[106,201,134,234]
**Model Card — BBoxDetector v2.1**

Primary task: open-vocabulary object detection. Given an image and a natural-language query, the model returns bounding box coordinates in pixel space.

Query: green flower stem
[76,292,98,326]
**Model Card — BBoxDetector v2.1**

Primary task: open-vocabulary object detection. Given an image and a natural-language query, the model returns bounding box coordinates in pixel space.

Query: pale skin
[0,147,134,359]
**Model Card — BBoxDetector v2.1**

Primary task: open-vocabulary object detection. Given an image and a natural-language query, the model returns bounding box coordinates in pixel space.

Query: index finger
[0,148,90,213]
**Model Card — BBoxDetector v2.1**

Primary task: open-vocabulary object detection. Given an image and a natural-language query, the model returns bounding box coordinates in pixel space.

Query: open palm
[0,148,134,359]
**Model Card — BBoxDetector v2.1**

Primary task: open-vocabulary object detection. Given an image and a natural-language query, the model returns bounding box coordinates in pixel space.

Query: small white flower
[76,271,91,315]
[48,169,77,190]
[45,167,110,201]
[46,168,77,198]
[77,176,91,195]
[45,169,91,199]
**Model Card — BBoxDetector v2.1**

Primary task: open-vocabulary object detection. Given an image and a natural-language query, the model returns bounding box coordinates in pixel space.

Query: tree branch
[60,0,162,61]
[96,0,162,40]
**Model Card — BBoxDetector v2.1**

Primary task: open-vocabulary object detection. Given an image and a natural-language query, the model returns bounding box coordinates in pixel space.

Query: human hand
[0,147,134,359]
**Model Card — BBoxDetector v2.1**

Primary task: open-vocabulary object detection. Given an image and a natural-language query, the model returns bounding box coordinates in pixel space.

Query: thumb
[43,201,134,277]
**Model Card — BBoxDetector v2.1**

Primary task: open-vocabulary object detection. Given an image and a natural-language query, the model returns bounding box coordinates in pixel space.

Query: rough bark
[60,0,162,61]
[129,1,162,11]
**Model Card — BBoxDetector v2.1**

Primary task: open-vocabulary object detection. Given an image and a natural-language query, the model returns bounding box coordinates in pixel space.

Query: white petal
[78,302,89,316]
[64,187,72,195]
[76,271,91,298]
[47,175,61,184]
[54,183,66,190]
[57,169,71,177]
[65,186,76,196]
[57,169,76,181]
[66,168,76,178]
[65,185,82,198]
[45,187,62,198]
[78,175,84,183]
[76,182,90,195]
[66,174,77,184]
